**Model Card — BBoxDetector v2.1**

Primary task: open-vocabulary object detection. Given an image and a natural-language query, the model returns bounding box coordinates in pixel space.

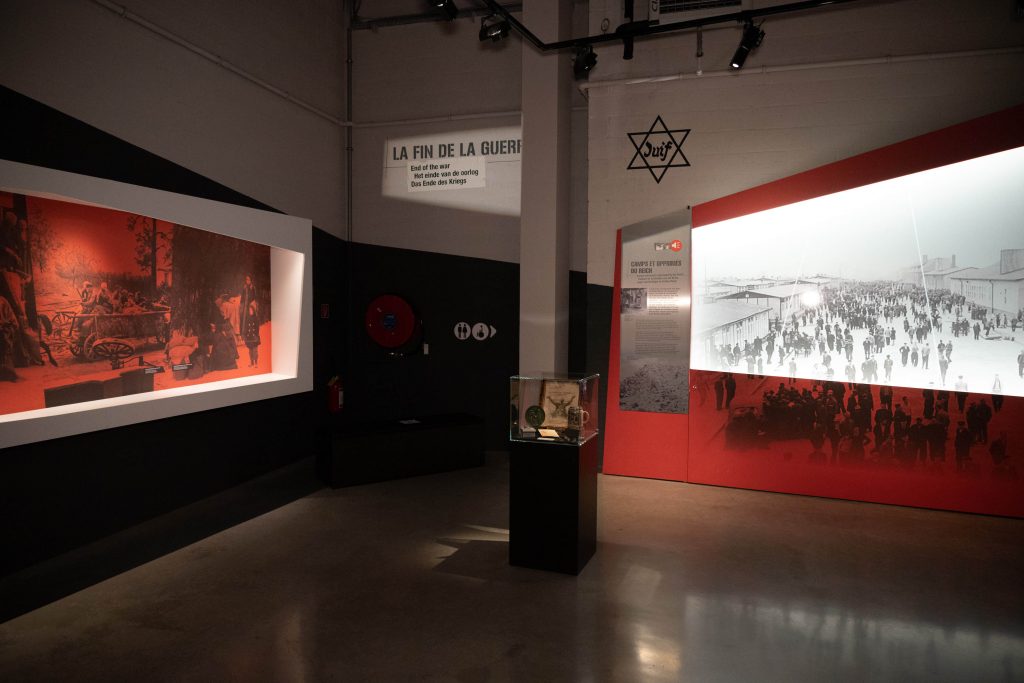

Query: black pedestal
[509,436,598,575]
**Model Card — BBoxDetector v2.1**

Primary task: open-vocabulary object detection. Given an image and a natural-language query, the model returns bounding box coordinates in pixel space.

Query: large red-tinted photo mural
[0,191,271,416]
[687,105,1024,517]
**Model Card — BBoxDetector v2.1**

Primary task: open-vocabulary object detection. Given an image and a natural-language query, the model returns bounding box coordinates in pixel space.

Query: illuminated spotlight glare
[801,289,822,307]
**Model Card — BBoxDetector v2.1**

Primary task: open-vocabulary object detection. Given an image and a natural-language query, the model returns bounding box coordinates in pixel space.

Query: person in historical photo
[165,323,199,380]
[239,274,257,338]
[0,293,19,381]
[243,300,261,368]
[211,321,239,371]
[217,292,241,340]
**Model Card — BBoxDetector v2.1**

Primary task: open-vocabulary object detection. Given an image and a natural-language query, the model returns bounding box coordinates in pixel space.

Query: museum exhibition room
[1,0,1023,680]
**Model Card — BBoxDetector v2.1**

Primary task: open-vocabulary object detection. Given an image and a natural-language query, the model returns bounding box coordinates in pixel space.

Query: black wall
[0,393,318,576]
[568,270,588,375]
[343,242,519,451]
[585,282,613,465]
[313,227,349,398]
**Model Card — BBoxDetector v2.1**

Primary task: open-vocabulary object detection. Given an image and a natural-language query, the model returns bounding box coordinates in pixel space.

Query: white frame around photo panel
[0,160,313,448]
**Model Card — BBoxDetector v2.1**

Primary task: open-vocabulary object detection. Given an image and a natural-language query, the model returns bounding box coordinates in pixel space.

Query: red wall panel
[602,232,688,481]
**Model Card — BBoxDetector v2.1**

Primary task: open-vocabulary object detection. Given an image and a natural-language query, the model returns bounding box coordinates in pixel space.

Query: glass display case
[510,373,599,444]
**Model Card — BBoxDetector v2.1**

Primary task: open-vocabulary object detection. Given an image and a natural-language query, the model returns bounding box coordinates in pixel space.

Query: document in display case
[509,373,599,445]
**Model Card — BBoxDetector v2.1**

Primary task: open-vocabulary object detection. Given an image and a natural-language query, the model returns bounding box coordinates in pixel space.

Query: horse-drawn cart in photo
[56,307,171,368]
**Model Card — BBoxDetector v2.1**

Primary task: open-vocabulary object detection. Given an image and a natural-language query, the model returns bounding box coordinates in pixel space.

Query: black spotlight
[573,45,597,80]
[429,0,458,21]
[730,20,765,69]
[479,14,510,42]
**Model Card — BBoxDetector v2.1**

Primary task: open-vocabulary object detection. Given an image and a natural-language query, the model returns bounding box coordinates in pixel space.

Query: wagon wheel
[81,333,99,360]
[91,338,135,369]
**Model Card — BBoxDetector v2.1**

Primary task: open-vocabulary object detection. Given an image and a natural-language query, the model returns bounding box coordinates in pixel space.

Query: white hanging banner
[407,157,486,193]
[382,126,522,216]
[385,132,521,168]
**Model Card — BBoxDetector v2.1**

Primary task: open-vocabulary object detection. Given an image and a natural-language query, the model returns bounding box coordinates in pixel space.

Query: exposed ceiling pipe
[479,0,870,52]
[90,0,351,127]
[354,109,522,129]
[352,4,523,30]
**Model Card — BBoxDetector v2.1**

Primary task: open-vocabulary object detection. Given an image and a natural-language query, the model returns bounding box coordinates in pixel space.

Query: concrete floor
[0,460,1022,682]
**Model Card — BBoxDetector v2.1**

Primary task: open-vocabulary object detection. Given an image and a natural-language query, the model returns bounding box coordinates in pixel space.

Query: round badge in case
[524,405,545,429]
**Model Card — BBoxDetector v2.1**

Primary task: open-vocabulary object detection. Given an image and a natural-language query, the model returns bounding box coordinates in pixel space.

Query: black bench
[317,413,485,487]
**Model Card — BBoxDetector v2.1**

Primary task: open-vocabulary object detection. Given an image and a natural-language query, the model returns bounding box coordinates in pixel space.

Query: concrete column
[519,0,573,374]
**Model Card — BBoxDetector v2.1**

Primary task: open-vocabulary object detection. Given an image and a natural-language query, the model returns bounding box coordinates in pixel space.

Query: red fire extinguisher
[327,376,344,413]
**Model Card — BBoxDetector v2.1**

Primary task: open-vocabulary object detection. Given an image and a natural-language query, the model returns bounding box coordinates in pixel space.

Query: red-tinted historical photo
[689,369,1023,516]
[0,191,272,416]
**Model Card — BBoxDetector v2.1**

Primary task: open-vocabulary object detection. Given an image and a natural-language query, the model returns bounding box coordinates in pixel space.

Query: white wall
[350,15,522,262]
[350,2,591,269]
[0,0,346,237]
[585,0,1024,286]
[1,1,592,266]
[569,106,589,273]
[9,2,1020,281]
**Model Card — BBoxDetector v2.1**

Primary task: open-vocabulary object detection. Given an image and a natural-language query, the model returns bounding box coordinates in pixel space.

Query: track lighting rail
[477,0,866,52]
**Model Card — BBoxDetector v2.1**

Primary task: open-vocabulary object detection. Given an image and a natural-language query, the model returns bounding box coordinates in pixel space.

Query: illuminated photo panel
[692,145,1024,398]
[0,192,271,416]
[0,160,312,449]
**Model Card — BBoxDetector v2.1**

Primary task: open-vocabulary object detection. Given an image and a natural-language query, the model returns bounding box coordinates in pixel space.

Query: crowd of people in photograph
[718,374,1012,476]
[79,280,169,316]
[709,281,1024,386]
[706,280,1022,476]
[70,279,173,352]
